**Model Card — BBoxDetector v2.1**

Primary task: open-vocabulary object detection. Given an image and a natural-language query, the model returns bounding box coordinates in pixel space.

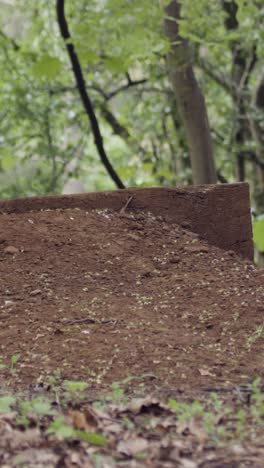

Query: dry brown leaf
[69,407,99,432]
[154,416,176,432]
[84,407,100,428]
[127,396,163,415]
[10,448,59,467]
[0,428,41,450]
[69,410,89,431]
[117,437,149,456]
[188,419,208,441]
[198,368,216,377]
[103,422,123,434]
[179,459,198,468]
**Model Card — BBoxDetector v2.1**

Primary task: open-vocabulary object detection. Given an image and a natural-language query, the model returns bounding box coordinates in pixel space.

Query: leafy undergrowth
[1,376,264,467]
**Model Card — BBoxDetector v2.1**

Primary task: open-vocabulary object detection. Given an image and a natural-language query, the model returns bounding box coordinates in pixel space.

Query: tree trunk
[162,1,217,185]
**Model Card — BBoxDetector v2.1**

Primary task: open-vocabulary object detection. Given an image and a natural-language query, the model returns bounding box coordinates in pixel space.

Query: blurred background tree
[0,0,264,255]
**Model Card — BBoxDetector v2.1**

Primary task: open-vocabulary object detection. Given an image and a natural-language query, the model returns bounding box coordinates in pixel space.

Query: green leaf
[0,396,16,413]
[11,353,20,367]
[46,417,75,438]
[31,55,62,80]
[79,50,99,66]
[253,218,264,252]
[63,381,88,393]
[105,56,128,73]
[152,40,170,54]
[117,166,135,180]
[1,149,16,171]
[30,398,55,416]
[47,418,107,445]
[74,430,107,446]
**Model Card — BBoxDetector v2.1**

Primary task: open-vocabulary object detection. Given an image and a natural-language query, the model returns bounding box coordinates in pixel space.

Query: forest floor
[0,203,264,466]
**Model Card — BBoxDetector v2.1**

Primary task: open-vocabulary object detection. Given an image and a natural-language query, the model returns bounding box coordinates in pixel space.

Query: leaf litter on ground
[0,379,264,467]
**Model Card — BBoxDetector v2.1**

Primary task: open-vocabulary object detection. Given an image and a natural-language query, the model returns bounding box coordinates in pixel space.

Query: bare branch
[56,0,125,189]
[107,78,147,100]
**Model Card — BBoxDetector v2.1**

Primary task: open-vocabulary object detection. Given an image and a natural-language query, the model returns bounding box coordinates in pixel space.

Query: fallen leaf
[198,368,215,377]
[69,407,99,432]
[30,289,42,296]
[11,448,59,467]
[128,397,164,415]
[117,437,149,456]
[0,428,41,450]
[179,459,198,468]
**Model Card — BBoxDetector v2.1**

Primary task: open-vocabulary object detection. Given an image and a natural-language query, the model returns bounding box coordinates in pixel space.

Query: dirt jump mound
[0,183,263,394]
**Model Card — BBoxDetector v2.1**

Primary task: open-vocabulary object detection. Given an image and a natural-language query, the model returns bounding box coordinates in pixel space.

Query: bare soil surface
[0,205,264,395]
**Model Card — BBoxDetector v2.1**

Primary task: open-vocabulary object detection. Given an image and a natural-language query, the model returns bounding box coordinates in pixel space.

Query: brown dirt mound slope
[0,205,264,393]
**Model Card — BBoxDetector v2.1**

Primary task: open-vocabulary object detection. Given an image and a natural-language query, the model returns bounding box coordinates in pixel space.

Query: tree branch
[100,104,130,140]
[56,0,125,189]
[198,58,237,99]
[99,102,147,159]
[0,29,19,51]
[107,78,147,100]
[241,150,264,169]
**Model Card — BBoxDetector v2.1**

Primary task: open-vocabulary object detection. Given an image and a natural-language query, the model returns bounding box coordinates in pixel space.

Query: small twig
[63,317,116,325]
[119,195,134,215]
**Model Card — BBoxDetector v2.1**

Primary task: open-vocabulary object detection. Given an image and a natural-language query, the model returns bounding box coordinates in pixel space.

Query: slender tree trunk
[162,1,217,185]
[56,0,125,189]
[252,77,264,212]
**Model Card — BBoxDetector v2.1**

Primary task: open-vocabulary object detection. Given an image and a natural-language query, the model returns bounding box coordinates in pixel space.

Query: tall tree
[161,0,217,185]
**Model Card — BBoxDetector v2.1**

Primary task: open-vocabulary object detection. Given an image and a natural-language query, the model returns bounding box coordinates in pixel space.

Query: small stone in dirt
[117,437,149,456]
[30,289,42,296]
[4,245,19,255]
[130,222,144,230]
[128,233,141,241]
[227,250,236,256]
[186,231,199,239]
[169,255,181,264]
[181,221,192,229]
[156,263,168,271]
[184,245,209,254]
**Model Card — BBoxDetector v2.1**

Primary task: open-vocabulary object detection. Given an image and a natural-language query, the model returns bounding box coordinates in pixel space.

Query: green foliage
[168,398,204,422]
[246,322,264,350]
[0,357,7,371]
[253,218,264,252]
[63,380,88,393]
[19,397,56,417]
[47,417,107,445]
[10,353,20,375]
[0,396,15,413]
[168,382,264,443]
[74,430,106,446]
[250,378,264,425]
[0,378,264,451]
[46,417,75,438]
[0,381,107,445]
[31,55,62,81]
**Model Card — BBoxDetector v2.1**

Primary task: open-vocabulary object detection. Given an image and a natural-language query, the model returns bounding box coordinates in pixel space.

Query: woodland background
[0,0,264,252]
